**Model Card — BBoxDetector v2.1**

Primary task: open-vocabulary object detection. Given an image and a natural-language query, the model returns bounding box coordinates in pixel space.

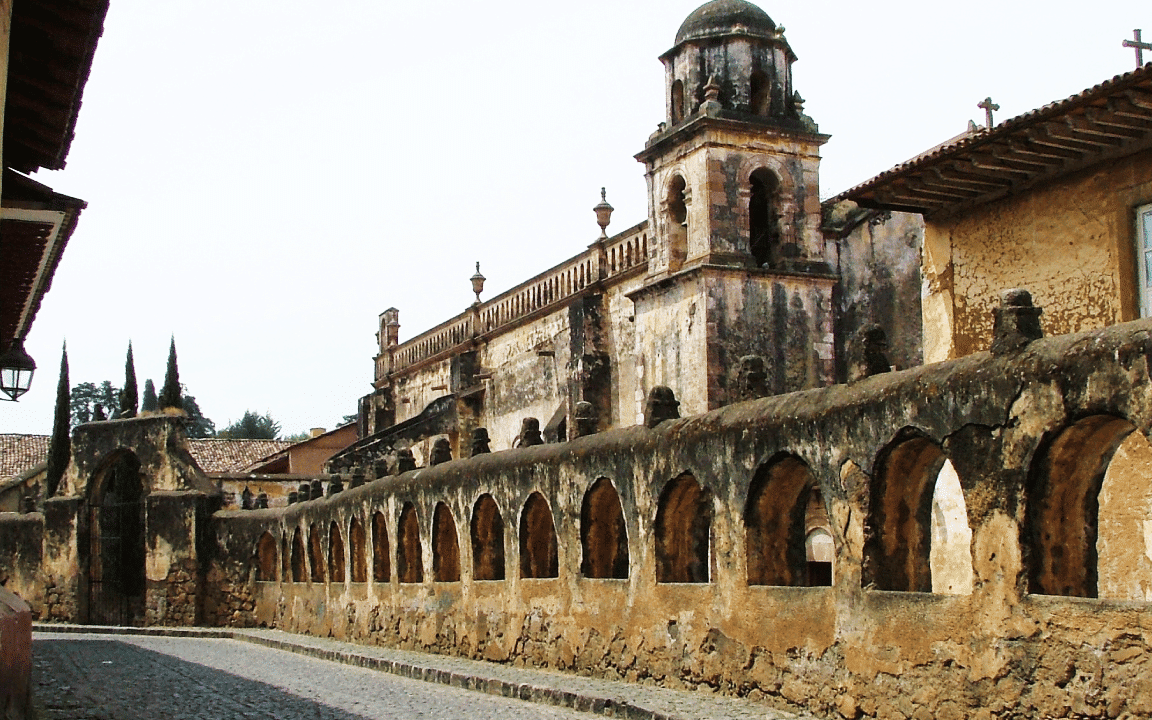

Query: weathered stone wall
[208,318,1152,720]
[827,203,924,377]
[922,146,1152,362]
[0,512,42,615]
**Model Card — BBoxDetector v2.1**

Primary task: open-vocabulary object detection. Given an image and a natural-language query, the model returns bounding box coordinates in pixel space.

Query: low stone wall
[0,513,44,615]
[207,319,1152,719]
[0,587,32,720]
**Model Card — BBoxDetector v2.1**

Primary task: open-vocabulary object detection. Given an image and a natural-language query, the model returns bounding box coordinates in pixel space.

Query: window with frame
[1138,203,1152,318]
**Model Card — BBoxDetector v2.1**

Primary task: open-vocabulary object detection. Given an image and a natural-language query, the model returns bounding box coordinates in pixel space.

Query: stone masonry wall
[208,318,1152,719]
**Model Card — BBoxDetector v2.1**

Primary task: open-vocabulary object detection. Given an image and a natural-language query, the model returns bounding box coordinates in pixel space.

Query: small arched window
[749,168,780,268]
[671,79,685,123]
[750,70,771,116]
[667,175,688,272]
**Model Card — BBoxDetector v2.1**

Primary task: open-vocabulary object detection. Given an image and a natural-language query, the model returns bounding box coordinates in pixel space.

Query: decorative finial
[1123,29,1151,68]
[593,188,614,239]
[701,76,723,116]
[470,262,486,303]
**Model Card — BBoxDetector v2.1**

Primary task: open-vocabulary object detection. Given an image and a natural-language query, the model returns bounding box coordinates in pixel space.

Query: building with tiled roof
[835,62,1152,363]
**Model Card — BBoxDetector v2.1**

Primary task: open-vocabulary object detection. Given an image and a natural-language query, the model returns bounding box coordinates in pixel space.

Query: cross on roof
[977,97,1000,129]
[1123,29,1151,68]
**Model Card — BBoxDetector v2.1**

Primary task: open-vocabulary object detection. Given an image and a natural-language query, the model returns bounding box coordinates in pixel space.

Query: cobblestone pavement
[33,633,599,720]
[33,626,811,720]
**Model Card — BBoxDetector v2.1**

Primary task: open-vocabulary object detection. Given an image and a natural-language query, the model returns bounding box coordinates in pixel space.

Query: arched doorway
[87,451,146,625]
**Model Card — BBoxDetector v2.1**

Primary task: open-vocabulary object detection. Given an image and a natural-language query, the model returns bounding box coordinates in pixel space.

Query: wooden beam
[1067,113,1143,141]
[988,146,1056,171]
[906,179,976,201]
[1006,139,1079,162]
[932,165,1009,190]
[968,155,1033,177]
[1026,125,1097,154]
[1085,107,1152,133]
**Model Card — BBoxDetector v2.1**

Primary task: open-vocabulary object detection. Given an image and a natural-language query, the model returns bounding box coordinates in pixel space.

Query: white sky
[2,0,1148,436]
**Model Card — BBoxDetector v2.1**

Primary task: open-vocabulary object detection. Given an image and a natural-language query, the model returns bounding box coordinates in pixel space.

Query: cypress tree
[159,337,183,409]
[119,341,138,419]
[141,378,158,412]
[45,343,71,498]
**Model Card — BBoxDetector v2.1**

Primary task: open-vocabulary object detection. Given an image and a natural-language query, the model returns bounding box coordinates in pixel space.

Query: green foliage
[218,410,282,440]
[70,380,120,428]
[141,379,158,412]
[280,431,311,443]
[182,391,216,438]
[119,342,138,419]
[45,345,71,498]
[341,413,359,426]
[158,337,182,409]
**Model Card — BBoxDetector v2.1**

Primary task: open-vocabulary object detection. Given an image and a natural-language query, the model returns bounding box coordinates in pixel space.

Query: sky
[2,0,1148,437]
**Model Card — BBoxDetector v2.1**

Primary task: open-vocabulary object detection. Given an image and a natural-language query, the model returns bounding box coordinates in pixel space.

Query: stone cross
[977,97,1000,129]
[1123,29,1151,68]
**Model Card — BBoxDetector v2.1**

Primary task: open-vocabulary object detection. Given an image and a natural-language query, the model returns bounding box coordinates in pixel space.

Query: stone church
[5,2,1152,719]
[342,0,919,470]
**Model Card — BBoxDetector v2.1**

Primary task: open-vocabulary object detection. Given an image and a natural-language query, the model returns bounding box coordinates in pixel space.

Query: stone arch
[329,521,346,585]
[737,156,798,261]
[580,477,629,579]
[748,167,782,268]
[665,173,689,272]
[655,473,713,583]
[309,523,325,583]
[348,517,367,583]
[397,503,423,584]
[372,511,391,583]
[86,450,146,625]
[432,502,460,582]
[471,494,506,581]
[291,527,306,583]
[520,492,558,579]
[256,531,278,582]
[745,454,827,586]
[865,429,973,592]
[281,534,290,581]
[1026,415,1149,598]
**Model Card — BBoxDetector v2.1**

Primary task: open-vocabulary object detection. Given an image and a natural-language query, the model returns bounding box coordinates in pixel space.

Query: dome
[674,0,776,46]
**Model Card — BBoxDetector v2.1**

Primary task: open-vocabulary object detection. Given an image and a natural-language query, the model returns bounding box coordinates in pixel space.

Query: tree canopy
[218,411,282,440]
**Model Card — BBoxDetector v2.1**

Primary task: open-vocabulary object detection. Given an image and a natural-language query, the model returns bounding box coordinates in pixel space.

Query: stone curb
[33,623,805,720]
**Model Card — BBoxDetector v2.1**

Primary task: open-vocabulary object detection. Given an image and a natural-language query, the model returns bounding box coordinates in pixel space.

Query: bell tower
[629,0,835,415]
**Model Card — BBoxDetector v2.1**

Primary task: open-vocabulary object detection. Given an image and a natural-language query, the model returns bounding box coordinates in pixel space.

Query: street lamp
[0,337,36,401]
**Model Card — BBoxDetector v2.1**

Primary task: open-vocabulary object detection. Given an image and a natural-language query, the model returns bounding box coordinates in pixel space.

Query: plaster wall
[923,147,1152,361]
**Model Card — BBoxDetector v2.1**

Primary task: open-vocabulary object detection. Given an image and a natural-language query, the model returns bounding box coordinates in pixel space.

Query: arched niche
[748,167,781,268]
[349,516,367,583]
[256,532,278,582]
[328,521,345,585]
[655,473,713,583]
[471,494,506,581]
[865,430,973,593]
[666,175,688,273]
[580,478,629,579]
[745,454,829,586]
[1027,415,1146,598]
[397,503,423,584]
[520,492,558,579]
[432,502,460,582]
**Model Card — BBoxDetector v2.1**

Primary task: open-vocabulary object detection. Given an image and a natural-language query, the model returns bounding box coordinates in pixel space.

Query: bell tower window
[749,168,780,268]
[667,175,688,272]
[750,70,770,116]
[671,80,685,124]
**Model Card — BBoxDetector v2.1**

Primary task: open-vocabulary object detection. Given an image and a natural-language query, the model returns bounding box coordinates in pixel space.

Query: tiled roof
[0,434,49,480]
[0,434,292,479]
[835,63,1152,217]
[187,439,293,474]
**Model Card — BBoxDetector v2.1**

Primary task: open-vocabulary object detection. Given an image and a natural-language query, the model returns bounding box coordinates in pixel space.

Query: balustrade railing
[389,224,648,373]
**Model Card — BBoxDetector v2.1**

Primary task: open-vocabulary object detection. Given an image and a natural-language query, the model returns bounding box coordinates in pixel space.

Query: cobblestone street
[32,633,599,720]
